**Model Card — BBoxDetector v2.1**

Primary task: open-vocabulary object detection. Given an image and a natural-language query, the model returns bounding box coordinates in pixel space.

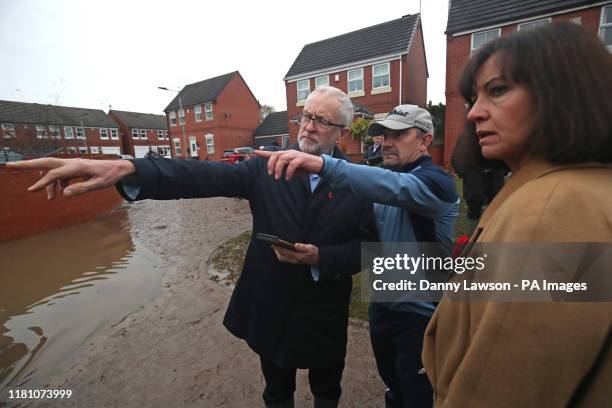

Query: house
[253,111,289,148]
[0,100,122,155]
[162,71,261,160]
[108,110,170,158]
[444,0,612,165]
[284,14,429,161]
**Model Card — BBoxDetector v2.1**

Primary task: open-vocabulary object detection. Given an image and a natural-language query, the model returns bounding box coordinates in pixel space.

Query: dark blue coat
[118,150,377,369]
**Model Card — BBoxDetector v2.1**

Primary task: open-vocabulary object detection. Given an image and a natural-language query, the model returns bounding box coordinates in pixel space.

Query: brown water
[0,209,162,392]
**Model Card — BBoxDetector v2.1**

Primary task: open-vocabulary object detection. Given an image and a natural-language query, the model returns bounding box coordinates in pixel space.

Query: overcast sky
[0,0,450,115]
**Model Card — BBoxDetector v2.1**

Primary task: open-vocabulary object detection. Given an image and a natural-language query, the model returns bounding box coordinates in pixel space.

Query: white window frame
[195,105,202,122]
[2,123,15,138]
[173,137,181,154]
[67,146,76,154]
[36,125,47,139]
[348,68,364,95]
[204,103,213,121]
[90,146,100,154]
[205,133,215,154]
[517,17,551,31]
[296,80,310,104]
[471,28,501,54]
[178,109,185,125]
[140,129,147,140]
[132,129,139,139]
[157,130,165,140]
[169,111,177,126]
[78,146,88,154]
[372,62,390,91]
[100,128,109,140]
[76,127,85,139]
[64,127,74,139]
[110,129,119,140]
[600,5,612,51]
[315,75,329,88]
[48,125,60,139]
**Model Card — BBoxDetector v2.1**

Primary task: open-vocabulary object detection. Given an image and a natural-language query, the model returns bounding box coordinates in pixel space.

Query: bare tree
[260,104,275,120]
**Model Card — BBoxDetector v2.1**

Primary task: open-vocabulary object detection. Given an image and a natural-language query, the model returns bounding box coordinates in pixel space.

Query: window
[100,128,109,140]
[78,147,88,154]
[173,138,181,154]
[157,130,165,140]
[471,28,501,53]
[372,63,390,89]
[64,127,74,139]
[132,129,139,139]
[518,18,550,31]
[296,80,310,103]
[600,5,612,51]
[570,17,582,25]
[169,111,177,126]
[76,127,85,139]
[315,76,329,88]
[110,129,119,140]
[90,146,100,154]
[205,134,215,154]
[178,109,185,125]
[36,125,47,139]
[204,103,213,121]
[48,125,60,139]
[140,129,147,140]
[2,123,15,138]
[195,105,202,122]
[348,68,364,93]
[67,146,76,154]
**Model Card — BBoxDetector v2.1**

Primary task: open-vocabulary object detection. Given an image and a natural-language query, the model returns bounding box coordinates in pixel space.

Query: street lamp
[158,86,187,158]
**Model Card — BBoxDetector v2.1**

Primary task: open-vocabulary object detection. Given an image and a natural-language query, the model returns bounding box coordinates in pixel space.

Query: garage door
[102,147,121,155]
[134,146,150,158]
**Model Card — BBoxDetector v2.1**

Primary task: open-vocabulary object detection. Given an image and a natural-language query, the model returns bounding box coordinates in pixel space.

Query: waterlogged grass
[209,177,470,322]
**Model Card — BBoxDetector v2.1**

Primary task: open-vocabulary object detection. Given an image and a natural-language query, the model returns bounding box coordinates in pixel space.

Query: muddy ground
[35,197,384,407]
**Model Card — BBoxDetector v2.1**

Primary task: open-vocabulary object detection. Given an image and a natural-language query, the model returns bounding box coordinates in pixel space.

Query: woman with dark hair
[423,22,612,407]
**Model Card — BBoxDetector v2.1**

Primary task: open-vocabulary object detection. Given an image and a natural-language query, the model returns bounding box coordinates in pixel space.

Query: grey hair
[308,86,354,127]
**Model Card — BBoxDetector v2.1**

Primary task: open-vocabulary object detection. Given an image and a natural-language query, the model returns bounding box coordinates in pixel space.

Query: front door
[189,137,198,158]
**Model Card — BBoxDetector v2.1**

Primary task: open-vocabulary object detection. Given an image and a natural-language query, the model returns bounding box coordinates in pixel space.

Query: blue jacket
[320,155,459,315]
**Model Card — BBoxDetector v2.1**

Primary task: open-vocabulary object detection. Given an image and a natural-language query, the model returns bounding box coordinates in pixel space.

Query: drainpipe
[398,54,403,105]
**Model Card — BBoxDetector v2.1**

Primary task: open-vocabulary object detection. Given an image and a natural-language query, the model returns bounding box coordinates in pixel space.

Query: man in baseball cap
[368,104,435,170]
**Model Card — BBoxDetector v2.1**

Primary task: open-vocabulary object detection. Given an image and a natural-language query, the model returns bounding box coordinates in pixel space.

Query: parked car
[259,145,284,152]
[221,147,255,164]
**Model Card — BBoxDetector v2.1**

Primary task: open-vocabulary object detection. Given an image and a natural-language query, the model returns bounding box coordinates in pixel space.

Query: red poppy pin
[452,234,470,258]
[328,191,333,200]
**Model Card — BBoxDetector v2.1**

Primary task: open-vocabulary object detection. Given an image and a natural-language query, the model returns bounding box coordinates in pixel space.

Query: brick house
[108,110,170,158]
[0,100,122,155]
[163,71,261,161]
[284,14,429,161]
[253,111,289,148]
[444,0,612,166]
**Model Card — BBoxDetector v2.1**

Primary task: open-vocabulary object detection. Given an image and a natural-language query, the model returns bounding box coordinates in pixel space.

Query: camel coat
[423,160,612,407]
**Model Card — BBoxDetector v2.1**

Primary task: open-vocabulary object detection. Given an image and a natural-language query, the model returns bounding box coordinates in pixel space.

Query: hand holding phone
[255,233,295,250]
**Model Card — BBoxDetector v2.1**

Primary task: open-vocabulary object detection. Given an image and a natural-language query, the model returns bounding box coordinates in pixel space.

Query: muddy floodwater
[0,208,162,392]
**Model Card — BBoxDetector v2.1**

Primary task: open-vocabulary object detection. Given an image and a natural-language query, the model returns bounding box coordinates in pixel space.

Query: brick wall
[404,23,428,107]
[443,5,606,166]
[1,159,124,242]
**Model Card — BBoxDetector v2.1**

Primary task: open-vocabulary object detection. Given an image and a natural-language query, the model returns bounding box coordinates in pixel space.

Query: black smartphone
[255,233,295,250]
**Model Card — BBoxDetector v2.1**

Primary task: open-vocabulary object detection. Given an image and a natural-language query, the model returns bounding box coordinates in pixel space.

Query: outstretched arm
[6,158,135,199]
